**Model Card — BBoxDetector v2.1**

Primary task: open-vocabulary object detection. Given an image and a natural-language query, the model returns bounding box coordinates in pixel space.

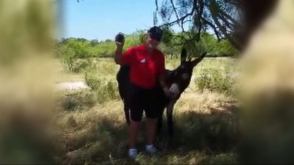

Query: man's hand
[159,74,175,98]
[115,33,125,47]
[114,33,125,64]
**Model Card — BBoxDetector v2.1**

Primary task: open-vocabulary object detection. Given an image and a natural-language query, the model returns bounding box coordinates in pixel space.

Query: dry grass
[54,90,238,165]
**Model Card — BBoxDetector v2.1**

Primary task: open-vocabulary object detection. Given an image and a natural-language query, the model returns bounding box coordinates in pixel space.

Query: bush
[62,57,97,73]
[69,59,89,73]
[195,67,237,96]
[84,72,100,91]
[84,72,120,104]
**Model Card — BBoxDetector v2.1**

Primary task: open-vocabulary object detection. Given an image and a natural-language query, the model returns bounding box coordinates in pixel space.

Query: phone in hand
[115,32,125,45]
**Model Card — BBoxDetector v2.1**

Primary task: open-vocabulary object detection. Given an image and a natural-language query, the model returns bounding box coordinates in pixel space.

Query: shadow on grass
[57,90,97,112]
[158,104,239,154]
[61,103,239,165]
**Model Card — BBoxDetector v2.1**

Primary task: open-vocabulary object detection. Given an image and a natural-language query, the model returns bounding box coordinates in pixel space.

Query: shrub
[84,72,120,104]
[195,67,237,96]
[63,58,96,73]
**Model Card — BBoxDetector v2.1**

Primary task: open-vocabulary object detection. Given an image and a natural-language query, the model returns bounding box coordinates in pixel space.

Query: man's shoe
[145,144,158,154]
[128,148,138,159]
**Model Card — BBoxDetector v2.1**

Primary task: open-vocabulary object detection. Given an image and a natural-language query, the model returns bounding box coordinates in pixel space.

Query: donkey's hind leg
[124,100,131,125]
[156,115,163,136]
[117,82,130,125]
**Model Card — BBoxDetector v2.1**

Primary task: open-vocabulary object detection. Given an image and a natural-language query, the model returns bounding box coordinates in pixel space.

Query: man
[114,26,173,158]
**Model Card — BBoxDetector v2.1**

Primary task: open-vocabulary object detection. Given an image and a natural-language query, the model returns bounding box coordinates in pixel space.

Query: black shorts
[128,82,161,122]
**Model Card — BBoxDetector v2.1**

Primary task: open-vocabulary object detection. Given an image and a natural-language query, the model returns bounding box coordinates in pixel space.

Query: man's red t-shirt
[121,44,165,88]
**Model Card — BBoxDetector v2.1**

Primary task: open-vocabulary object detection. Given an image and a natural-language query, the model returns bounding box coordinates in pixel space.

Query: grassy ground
[52,56,239,164]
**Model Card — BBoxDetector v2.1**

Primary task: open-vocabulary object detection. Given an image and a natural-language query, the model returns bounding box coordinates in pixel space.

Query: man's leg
[128,120,141,158]
[144,114,159,154]
[144,89,161,153]
[145,117,158,144]
[128,121,141,149]
[128,83,144,158]
[128,118,143,159]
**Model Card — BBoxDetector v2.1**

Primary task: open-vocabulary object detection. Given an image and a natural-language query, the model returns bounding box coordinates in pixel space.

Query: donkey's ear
[191,52,207,67]
[180,47,187,63]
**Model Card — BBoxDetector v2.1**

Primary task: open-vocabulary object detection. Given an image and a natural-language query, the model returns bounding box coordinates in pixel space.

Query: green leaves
[155,0,242,51]
[54,29,237,74]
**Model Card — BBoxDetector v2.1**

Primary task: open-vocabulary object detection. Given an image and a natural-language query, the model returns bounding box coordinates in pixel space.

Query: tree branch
[217,14,236,32]
[159,5,195,28]
[201,17,222,41]
[217,6,242,28]
[155,0,159,11]
[209,1,242,51]
[194,0,204,42]
[169,0,185,31]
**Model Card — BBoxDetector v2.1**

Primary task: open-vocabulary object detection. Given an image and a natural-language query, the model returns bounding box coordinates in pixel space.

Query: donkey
[116,47,207,138]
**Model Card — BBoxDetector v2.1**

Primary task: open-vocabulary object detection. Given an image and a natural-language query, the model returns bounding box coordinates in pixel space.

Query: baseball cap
[147,26,163,41]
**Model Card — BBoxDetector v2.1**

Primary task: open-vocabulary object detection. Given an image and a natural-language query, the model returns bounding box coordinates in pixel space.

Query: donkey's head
[168,47,207,93]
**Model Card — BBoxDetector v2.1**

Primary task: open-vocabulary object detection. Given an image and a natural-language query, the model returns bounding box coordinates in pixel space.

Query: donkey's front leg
[156,102,166,138]
[156,115,163,136]
[166,101,175,138]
